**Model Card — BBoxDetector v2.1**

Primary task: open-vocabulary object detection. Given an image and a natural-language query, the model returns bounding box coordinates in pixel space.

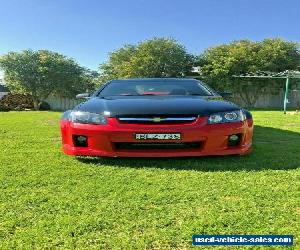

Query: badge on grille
[152,117,162,122]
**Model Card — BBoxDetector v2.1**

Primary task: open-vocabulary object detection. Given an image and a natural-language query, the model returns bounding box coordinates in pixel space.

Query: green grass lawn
[0,111,299,249]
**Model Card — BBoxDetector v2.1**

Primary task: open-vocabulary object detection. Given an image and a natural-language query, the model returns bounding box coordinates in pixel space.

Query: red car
[60,78,253,157]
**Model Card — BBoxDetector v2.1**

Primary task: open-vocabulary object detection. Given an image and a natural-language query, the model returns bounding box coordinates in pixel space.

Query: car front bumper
[60,117,253,157]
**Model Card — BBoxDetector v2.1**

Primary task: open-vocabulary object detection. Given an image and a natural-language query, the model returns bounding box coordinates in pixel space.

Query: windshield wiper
[100,94,140,97]
[188,94,214,96]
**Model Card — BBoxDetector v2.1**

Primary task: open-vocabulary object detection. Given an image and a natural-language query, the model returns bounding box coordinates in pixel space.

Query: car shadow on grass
[76,126,300,172]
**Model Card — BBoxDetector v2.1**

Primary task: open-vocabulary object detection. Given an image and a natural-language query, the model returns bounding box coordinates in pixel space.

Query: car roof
[110,78,200,83]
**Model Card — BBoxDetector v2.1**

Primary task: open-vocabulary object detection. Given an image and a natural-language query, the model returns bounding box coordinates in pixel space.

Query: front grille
[114,142,202,151]
[118,115,198,124]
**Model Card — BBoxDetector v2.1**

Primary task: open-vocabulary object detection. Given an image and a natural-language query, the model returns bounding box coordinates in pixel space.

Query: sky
[0,0,299,71]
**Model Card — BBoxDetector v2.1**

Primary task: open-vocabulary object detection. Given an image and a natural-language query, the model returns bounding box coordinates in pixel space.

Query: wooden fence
[233,90,300,108]
[44,95,81,111]
[44,91,300,111]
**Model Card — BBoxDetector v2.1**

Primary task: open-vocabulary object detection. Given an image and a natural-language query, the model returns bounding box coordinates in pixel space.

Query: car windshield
[98,80,215,97]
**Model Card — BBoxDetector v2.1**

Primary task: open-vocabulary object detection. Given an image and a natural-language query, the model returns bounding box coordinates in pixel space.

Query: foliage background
[0,38,299,108]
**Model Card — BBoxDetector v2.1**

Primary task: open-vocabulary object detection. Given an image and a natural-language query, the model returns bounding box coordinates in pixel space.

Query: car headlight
[207,110,245,124]
[61,110,107,125]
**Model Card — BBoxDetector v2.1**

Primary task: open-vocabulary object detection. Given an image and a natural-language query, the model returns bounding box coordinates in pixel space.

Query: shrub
[0,105,10,112]
[38,101,51,110]
[0,93,34,111]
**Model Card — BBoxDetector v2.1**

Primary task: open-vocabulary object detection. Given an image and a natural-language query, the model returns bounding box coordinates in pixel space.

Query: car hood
[74,96,240,116]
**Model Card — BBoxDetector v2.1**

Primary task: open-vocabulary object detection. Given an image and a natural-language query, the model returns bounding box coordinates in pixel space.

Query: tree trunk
[32,97,39,110]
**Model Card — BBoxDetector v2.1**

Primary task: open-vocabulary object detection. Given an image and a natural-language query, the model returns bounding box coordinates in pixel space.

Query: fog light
[228,134,240,147]
[73,135,88,147]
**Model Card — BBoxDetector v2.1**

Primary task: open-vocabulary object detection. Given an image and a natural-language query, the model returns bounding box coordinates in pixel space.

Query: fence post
[283,77,289,114]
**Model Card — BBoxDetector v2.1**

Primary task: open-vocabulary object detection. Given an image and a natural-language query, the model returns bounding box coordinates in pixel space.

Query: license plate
[135,133,181,140]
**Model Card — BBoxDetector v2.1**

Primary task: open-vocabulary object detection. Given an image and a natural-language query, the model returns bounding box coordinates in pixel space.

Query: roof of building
[0,84,9,92]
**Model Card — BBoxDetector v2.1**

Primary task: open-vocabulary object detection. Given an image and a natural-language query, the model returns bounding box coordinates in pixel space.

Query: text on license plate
[135,133,181,140]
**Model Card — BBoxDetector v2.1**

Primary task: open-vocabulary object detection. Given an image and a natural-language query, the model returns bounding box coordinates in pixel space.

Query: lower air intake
[114,142,202,150]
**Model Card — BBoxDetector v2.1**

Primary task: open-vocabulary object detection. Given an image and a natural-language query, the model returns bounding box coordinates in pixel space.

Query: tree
[98,38,194,84]
[197,39,300,106]
[0,50,89,110]
[98,45,136,83]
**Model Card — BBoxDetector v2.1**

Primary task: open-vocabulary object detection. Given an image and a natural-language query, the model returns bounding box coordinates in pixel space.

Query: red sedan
[60,78,253,157]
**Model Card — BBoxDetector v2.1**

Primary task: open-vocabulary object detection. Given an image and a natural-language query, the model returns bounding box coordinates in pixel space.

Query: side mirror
[218,92,233,98]
[76,93,90,99]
